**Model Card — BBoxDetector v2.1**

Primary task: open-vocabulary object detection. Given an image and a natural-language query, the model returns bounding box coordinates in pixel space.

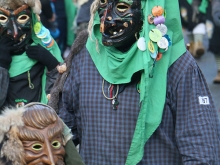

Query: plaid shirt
[60,48,220,165]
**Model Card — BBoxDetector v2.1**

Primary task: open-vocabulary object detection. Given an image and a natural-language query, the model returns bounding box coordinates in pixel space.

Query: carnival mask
[0,4,32,52]
[98,0,143,48]
[17,104,65,165]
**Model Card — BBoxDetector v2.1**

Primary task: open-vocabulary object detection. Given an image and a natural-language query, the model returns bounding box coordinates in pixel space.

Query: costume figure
[49,0,220,164]
[0,0,64,110]
[0,103,84,165]
[179,0,209,58]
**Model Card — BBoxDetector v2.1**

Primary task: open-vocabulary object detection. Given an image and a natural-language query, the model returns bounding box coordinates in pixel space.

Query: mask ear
[1,126,25,165]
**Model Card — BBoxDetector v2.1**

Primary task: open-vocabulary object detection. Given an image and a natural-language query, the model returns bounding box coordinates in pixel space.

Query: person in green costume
[179,0,210,58]
[0,0,63,109]
[0,0,85,164]
[49,0,220,164]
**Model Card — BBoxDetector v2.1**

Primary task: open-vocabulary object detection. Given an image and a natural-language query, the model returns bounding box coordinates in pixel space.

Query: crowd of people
[179,0,220,84]
[0,0,220,164]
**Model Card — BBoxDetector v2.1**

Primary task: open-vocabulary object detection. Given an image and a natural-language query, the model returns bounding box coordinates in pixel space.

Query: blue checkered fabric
[59,47,220,165]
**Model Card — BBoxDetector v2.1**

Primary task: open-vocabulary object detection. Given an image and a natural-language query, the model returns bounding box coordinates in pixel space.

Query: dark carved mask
[0,5,32,52]
[98,0,142,49]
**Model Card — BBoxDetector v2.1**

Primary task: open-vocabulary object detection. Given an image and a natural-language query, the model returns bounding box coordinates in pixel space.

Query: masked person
[0,0,64,110]
[49,0,220,164]
[0,103,85,165]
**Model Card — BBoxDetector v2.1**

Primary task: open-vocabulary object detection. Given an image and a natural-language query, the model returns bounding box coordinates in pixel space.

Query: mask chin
[12,33,32,53]
[102,22,142,50]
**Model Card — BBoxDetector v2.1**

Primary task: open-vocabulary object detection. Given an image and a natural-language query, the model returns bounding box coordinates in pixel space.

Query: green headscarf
[86,0,186,164]
[9,11,63,104]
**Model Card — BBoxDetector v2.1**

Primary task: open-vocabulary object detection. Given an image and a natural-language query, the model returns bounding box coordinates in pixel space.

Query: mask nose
[7,18,18,40]
[100,3,114,33]
[42,140,56,165]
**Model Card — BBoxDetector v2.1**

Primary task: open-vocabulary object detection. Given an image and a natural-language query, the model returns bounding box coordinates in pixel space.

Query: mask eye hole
[32,143,43,151]
[51,140,61,149]
[17,14,30,24]
[116,3,130,13]
[0,14,8,24]
[100,0,107,7]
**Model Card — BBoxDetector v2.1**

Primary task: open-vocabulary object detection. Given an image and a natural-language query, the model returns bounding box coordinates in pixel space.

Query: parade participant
[179,0,209,58]
[49,0,220,164]
[0,103,85,165]
[0,0,63,110]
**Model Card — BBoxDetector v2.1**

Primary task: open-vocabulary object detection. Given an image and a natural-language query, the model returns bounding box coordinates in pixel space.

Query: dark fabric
[179,0,208,31]
[0,67,9,109]
[53,0,67,53]
[6,63,44,107]
[40,0,53,28]
[76,0,93,25]
[0,36,18,70]
[41,0,53,19]
[46,67,59,94]
[64,140,85,165]
[26,44,59,71]
[58,46,220,164]
[207,1,220,55]
[0,66,58,111]
[208,25,220,54]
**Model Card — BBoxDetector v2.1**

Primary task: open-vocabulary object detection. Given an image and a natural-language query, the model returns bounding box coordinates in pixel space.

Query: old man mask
[0,103,67,165]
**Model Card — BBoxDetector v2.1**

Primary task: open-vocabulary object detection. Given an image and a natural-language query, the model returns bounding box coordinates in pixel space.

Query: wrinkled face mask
[0,5,32,52]
[98,0,142,48]
[17,114,65,165]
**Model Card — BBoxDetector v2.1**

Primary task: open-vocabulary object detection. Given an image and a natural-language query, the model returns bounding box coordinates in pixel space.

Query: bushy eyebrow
[0,8,10,16]
[0,4,29,16]
[18,128,45,143]
[48,121,63,141]
[13,4,29,15]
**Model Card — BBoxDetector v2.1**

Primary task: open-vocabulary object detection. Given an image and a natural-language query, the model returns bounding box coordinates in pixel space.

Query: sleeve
[174,63,220,164]
[0,67,9,109]
[46,67,59,94]
[64,140,85,165]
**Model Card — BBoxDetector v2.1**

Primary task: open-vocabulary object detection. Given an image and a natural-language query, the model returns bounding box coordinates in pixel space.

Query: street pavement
[195,50,220,118]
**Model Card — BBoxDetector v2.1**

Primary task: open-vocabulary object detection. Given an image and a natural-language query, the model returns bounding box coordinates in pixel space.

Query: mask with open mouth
[98,0,142,49]
[0,4,32,53]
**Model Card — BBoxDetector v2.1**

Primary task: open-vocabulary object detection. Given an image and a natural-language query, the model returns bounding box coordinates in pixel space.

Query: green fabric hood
[9,11,63,104]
